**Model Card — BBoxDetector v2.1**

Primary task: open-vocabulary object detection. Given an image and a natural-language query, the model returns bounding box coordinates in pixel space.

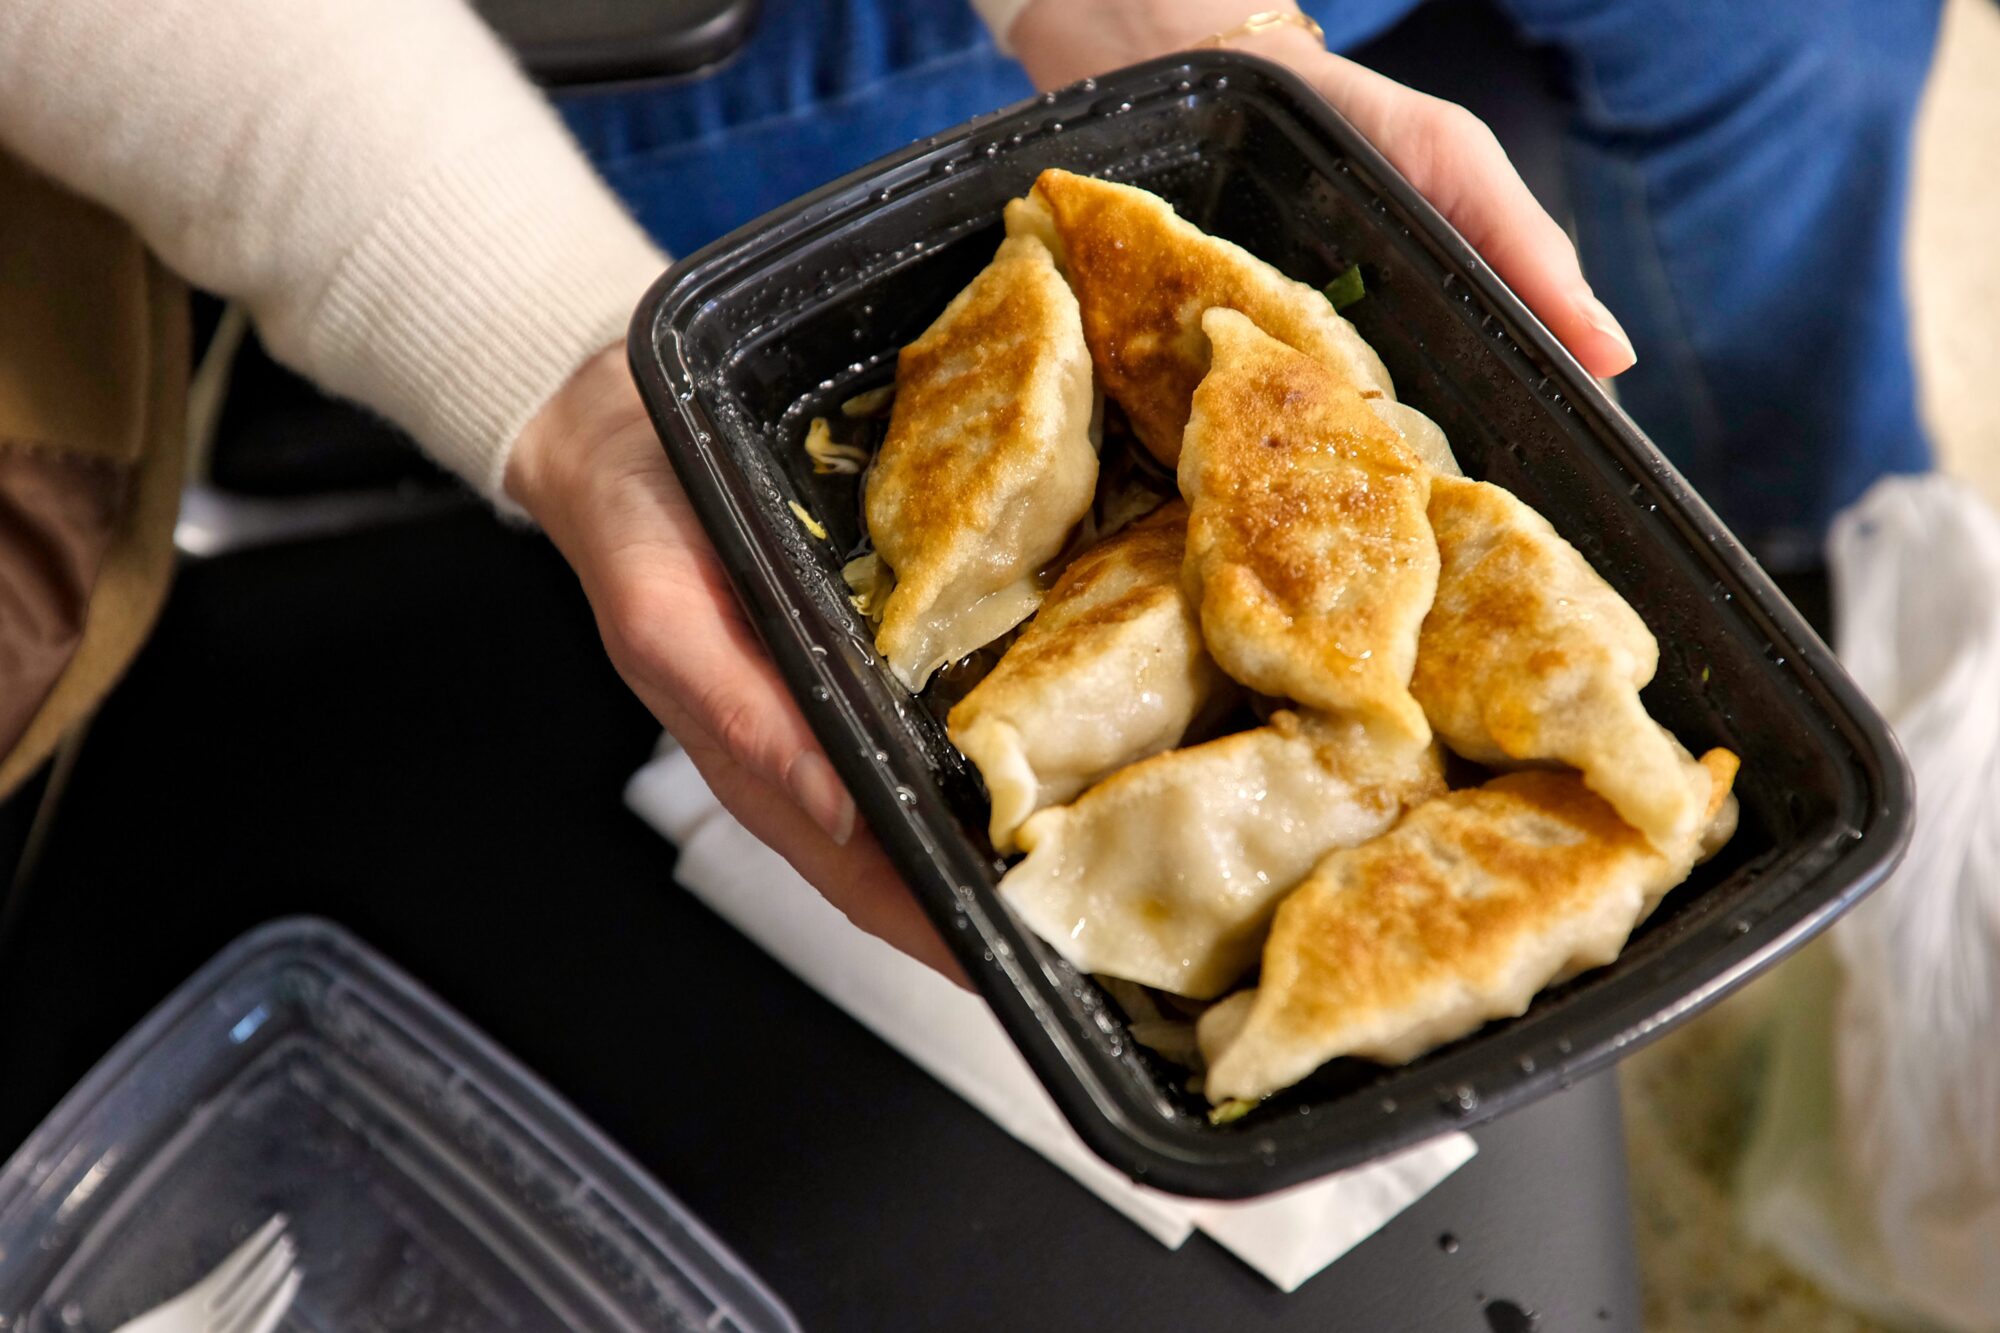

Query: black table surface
[0,508,1640,1332]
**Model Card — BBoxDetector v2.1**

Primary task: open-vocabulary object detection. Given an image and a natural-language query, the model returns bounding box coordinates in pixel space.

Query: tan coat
[0,151,187,797]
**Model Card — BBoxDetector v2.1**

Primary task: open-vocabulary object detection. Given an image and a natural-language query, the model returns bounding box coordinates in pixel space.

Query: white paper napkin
[626,743,1476,1292]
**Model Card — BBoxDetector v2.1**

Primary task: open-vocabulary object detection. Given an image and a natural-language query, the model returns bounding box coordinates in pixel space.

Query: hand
[1009,0,1637,378]
[506,347,967,983]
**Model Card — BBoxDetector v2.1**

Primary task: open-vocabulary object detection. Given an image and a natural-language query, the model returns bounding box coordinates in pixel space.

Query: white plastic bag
[1737,473,2000,1331]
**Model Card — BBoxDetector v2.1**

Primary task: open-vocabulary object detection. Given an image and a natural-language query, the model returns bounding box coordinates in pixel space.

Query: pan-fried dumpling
[1023,168,1393,465]
[999,710,1446,998]
[1002,189,1063,267]
[947,502,1233,853]
[1180,308,1436,751]
[866,232,1096,690]
[1412,475,1702,852]
[1368,399,1462,477]
[1199,752,1740,1101]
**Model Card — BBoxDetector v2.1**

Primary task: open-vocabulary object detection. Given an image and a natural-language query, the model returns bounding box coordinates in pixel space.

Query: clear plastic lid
[0,918,799,1333]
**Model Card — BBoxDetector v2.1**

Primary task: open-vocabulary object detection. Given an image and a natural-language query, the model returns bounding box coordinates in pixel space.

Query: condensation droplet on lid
[1378,1095,1398,1113]
[1518,1055,1537,1073]
[1556,1037,1574,1054]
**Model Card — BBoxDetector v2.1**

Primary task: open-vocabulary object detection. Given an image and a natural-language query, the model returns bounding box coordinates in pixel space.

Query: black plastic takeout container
[628,51,1912,1198]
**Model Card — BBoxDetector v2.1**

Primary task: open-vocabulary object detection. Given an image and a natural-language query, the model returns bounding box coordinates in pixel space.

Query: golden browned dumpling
[1412,475,1704,852]
[999,710,1446,999]
[1180,308,1437,751]
[1022,169,1393,465]
[1199,752,1740,1101]
[866,231,1097,690]
[947,502,1232,853]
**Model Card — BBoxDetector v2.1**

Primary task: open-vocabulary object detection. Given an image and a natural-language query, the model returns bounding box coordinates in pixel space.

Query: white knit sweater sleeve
[0,0,666,505]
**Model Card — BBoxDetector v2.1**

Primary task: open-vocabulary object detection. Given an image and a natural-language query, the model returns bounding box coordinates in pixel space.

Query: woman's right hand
[505,346,968,984]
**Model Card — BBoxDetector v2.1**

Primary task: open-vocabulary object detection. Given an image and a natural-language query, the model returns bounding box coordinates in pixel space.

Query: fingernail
[787,751,856,846]
[1577,292,1637,368]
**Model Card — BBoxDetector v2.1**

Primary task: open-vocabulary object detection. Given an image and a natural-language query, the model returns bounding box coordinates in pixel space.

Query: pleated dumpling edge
[865,230,1097,691]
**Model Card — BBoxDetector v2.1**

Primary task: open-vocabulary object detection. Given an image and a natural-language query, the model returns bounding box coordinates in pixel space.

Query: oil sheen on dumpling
[1199,751,1740,1102]
[1412,474,1703,852]
[866,231,1096,690]
[1180,308,1437,751]
[947,502,1232,853]
[999,709,1446,998]
[1021,168,1393,466]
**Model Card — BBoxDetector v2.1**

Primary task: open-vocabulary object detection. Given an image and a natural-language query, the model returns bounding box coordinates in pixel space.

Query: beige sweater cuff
[302,122,665,511]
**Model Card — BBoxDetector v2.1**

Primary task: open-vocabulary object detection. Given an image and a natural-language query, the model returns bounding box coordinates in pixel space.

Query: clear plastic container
[0,918,799,1333]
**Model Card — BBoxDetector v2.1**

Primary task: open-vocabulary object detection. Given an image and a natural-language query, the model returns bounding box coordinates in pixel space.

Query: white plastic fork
[109,1213,301,1333]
